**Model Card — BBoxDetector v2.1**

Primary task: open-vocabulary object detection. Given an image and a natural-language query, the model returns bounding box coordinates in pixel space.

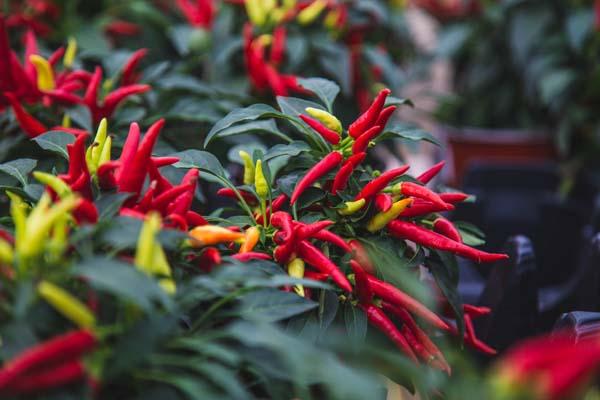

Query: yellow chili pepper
[324,9,340,29]
[64,37,77,68]
[189,225,245,247]
[297,0,328,25]
[37,281,96,328]
[29,55,55,91]
[62,113,71,128]
[86,118,109,175]
[305,107,342,134]
[287,258,305,297]
[254,159,269,200]
[7,192,27,248]
[33,171,72,198]
[135,213,175,293]
[239,226,260,254]
[0,239,14,265]
[245,0,267,26]
[366,198,413,232]
[338,198,366,216]
[239,150,255,185]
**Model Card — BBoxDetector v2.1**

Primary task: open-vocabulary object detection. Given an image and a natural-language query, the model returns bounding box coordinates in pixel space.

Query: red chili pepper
[186,211,208,227]
[463,304,490,318]
[297,240,352,292]
[291,151,343,204]
[101,84,150,118]
[73,199,99,224]
[270,26,287,65]
[388,220,508,263]
[304,270,330,281]
[464,314,497,355]
[147,160,173,193]
[152,156,180,168]
[295,220,333,241]
[299,114,340,145]
[350,260,372,304]
[118,118,165,197]
[264,63,288,96]
[121,48,147,86]
[0,330,96,388]
[354,165,409,201]
[168,191,194,217]
[433,217,462,243]
[375,105,397,128]
[397,181,448,209]
[382,301,451,374]
[374,193,393,212]
[48,46,65,66]
[361,304,418,362]
[351,124,383,154]
[232,252,272,262]
[439,192,469,204]
[417,161,445,184]
[5,93,47,137]
[366,274,450,331]
[271,211,294,243]
[217,188,258,205]
[151,183,193,213]
[199,247,221,272]
[399,201,453,218]
[0,17,14,93]
[3,359,86,395]
[330,152,365,195]
[312,229,352,253]
[83,67,102,118]
[274,242,295,264]
[255,193,288,224]
[348,88,390,139]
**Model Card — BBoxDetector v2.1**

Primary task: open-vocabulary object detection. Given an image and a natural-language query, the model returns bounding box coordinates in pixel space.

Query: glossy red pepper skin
[121,48,147,86]
[388,220,508,263]
[348,88,390,139]
[0,330,96,388]
[270,26,286,65]
[433,217,462,243]
[439,192,469,204]
[352,125,383,154]
[361,304,418,363]
[366,275,450,331]
[382,301,451,374]
[271,211,294,243]
[311,229,352,253]
[463,304,491,318]
[375,105,397,128]
[217,188,258,205]
[291,151,343,204]
[5,92,47,137]
[417,161,445,184]
[330,152,365,195]
[399,201,453,218]
[354,165,409,201]
[297,240,352,292]
[350,260,372,304]
[300,114,340,145]
[3,360,85,395]
[294,220,333,241]
[398,181,448,209]
[374,193,393,212]
[255,194,288,224]
[199,247,221,272]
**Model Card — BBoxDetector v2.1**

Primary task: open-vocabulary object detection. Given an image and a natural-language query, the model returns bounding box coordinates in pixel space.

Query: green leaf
[206,119,291,144]
[72,257,174,312]
[171,150,228,184]
[344,302,367,342]
[236,289,318,322]
[95,192,132,220]
[32,131,76,159]
[0,159,36,186]
[566,10,593,52]
[66,104,93,132]
[428,251,463,337]
[379,123,440,146]
[385,96,414,108]
[296,77,340,112]
[204,104,282,147]
[316,42,352,96]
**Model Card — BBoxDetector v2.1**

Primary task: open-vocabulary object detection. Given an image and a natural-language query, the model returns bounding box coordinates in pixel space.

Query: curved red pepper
[388,220,508,263]
[399,201,453,218]
[348,88,390,139]
[375,105,397,128]
[439,192,469,204]
[374,193,393,212]
[3,360,85,395]
[361,304,418,362]
[417,161,445,184]
[351,124,383,154]
[297,240,352,292]
[311,229,352,253]
[121,48,147,86]
[291,151,343,204]
[232,252,272,262]
[5,93,47,137]
[294,220,333,241]
[354,165,409,201]
[398,181,448,209]
[300,114,340,145]
[270,26,286,66]
[330,152,365,195]
[433,217,462,243]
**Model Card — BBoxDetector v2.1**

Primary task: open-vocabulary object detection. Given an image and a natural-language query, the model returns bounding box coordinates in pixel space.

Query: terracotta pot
[438,125,556,186]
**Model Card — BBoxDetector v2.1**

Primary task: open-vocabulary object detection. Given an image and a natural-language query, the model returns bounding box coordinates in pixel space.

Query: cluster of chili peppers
[0,330,97,396]
[0,20,150,136]
[176,0,216,29]
[243,23,305,97]
[2,0,59,36]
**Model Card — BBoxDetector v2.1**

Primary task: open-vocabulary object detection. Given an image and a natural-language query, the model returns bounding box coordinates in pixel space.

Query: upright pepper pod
[63,37,77,68]
[354,165,410,201]
[239,150,255,185]
[417,161,445,184]
[331,152,366,195]
[37,281,96,328]
[29,54,55,91]
[291,151,343,204]
[254,159,269,200]
[348,88,391,139]
[287,258,305,296]
[297,0,328,24]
